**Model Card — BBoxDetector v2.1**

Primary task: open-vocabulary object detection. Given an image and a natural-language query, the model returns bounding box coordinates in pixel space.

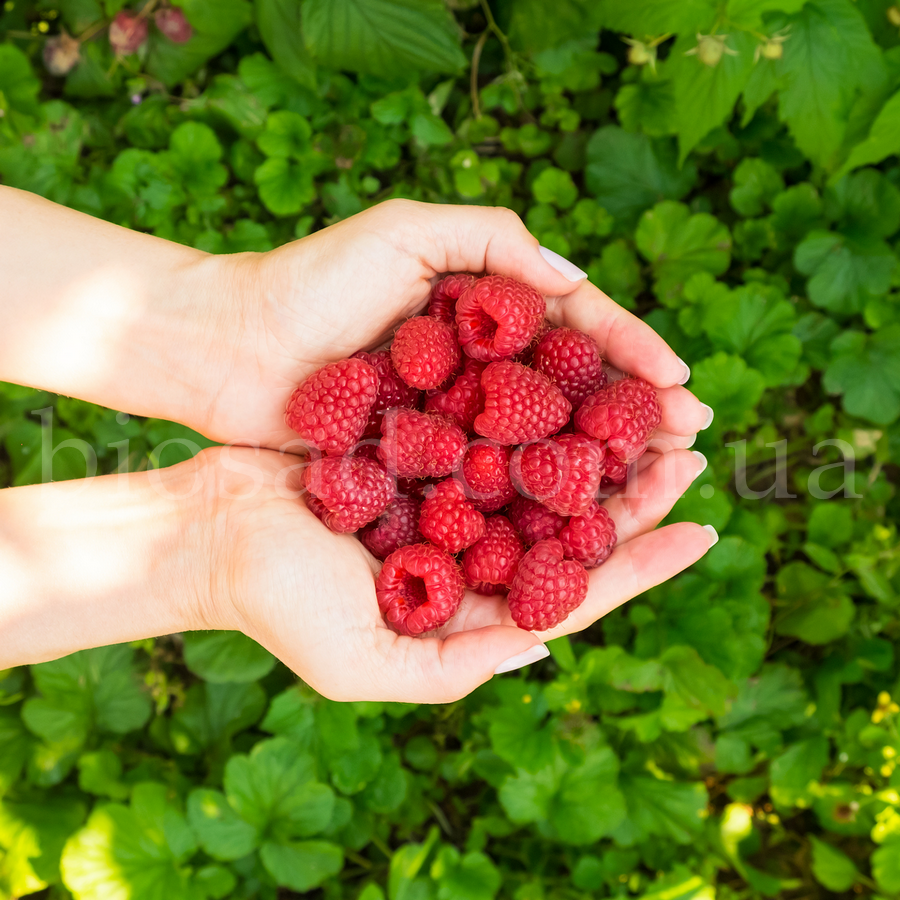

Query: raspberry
[456,440,516,513]
[154,8,193,42]
[601,456,628,489]
[376,544,465,636]
[510,433,604,517]
[378,408,467,478]
[456,275,545,361]
[462,515,525,595]
[361,497,423,560]
[286,358,379,456]
[418,479,486,553]
[109,11,148,54]
[533,327,607,408]
[512,320,552,367]
[392,316,461,390]
[476,361,571,445]
[559,502,617,569]
[508,496,567,545]
[507,538,589,632]
[353,350,420,436]
[575,377,662,464]
[429,274,477,325]
[425,358,487,431]
[303,456,392,534]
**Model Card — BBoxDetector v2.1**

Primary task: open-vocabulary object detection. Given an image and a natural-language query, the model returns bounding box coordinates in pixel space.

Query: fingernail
[702,524,719,547]
[686,433,697,448]
[700,404,714,430]
[494,643,550,674]
[677,357,691,385]
[692,450,708,477]
[539,246,587,282]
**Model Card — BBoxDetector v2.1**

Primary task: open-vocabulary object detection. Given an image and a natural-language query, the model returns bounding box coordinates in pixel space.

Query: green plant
[1,0,899,897]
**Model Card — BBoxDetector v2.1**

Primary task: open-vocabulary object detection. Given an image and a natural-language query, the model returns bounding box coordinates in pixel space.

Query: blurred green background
[1,0,900,897]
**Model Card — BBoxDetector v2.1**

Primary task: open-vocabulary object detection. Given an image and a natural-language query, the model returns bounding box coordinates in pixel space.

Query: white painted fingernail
[539,246,587,281]
[702,524,719,546]
[494,643,550,674]
[677,357,690,385]
[692,450,707,477]
[686,433,697,448]
[700,404,714,430]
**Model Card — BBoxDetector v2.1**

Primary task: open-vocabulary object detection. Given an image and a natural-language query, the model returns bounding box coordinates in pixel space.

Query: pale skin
[0,186,716,702]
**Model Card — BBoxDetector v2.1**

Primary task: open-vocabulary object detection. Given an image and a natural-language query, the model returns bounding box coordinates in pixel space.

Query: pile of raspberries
[286,275,661,637]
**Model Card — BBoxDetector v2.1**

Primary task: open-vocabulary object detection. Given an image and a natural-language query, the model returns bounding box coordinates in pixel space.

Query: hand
[201,200,712,450]
[202,445,715,703]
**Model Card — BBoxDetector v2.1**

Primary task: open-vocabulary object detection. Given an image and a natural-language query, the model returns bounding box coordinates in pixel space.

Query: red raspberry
[507,538,589,632]
[154,8,193,42]
[559,502,617,569]
[429,274,477,325]
[361,497,423,560]
[303,456,392,534]
[512,320,553,367]
[601,456,628,489]
[391,316,461,390]
[418,479,486,553]
[376,543,465,636]
[476,361,571,445]
[378,408,467,478]
[508,496,567,545]
[353,350,420,436]
[462,515,525,595]
[575,377,662,464]
[286,358,379,456]
[109,10,148,54]
[510,433,604,517]
[456,276,545,361]
[457,440,516,513]
[425,358,487,431]
[533,327,607,408]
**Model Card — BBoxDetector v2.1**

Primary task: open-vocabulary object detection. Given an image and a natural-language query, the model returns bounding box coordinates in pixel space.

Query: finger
[542,522,716,638]
[658,385,713,435]
[647,430,697,451]
[603,449,707,543]
[545,281,689,388]
[384,200,588,298]
[364,625,549,703]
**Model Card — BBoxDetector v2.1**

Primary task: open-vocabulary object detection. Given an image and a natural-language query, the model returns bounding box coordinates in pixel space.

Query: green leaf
[823,325,900,424]
[506,0,602,52]
[769,736,829,808]
[729,158,785,217]
[613,776,707,846]
[260,839,343,891]
[692,352,765,432]
[146,0,254,88]
[254,156,316,215]
[432,847,501,900]
[660,645,735,718]
[77,750,129,800]
[594,0,716,34]
[807,503,853,548]
[169,122,228,195]
[873,839,900,893]
[775,562,855,644]
[727,0,808,29]
[256,0,316,87]
[22,645,151,748]
[585,127,696,223]
[531,166,578,209]
[169,681,267,754]
[224,737,335,840]
[701,283,802,386]
[635,201,731,303]
[0,797,85,899]
[613,77,677,138]
[261,687,317,747]
[835,86,900,178]
[257,109,312,158]
[666,30,757,163]
[809,836,859,892]
[187,788,259,861]
[61,785,196,900]
[329,728,383,795]
[0,45,41,115]
[776,0,883,169]
[181,631,276,683]
[825,168,900,239]
[301,0,466,78]
[0,710,31,796]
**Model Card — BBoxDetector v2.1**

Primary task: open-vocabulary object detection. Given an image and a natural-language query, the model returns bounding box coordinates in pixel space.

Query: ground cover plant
[1,0,900,897]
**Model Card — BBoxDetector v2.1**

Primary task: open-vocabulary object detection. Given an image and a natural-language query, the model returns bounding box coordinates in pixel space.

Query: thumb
[389,200,587,298]
[373,625,549,704]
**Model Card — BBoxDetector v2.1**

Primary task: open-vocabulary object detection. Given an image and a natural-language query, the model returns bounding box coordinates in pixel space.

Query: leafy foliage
[1,0,900,897]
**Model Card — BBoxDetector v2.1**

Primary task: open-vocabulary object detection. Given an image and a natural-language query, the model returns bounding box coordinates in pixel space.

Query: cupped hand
[198,444,715,704]
[200,199,710,450]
